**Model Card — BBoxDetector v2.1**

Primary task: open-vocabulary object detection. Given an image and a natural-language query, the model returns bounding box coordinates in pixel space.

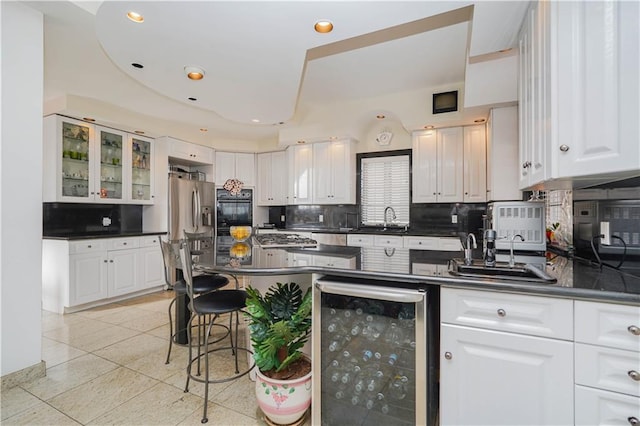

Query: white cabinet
[403,236,461,251]
[215,151,256,187]
[412,127,464,203]
[487,106,521,201]
[462,125,487,202]
[288,144,314,205]
[43,115,155,204]
[312,140,355,204]
[42,236,165,313]
[167,137,214,165]
[518,1,640,189]
[256,151,288,206]
[574,301,640,424]
[440,288,574,426]
[346,234,374,247]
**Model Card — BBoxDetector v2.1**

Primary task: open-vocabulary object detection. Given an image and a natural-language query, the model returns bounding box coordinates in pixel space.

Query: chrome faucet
[383,206,396,229]
[509,234,525,267]
[464,233,477,265]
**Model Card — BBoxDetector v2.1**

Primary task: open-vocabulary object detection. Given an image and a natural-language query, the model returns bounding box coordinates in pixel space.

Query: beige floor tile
[121,310,169,332]
[178,401,260,426]
[126,342,190,381]
[93,305,160,326]
[0,386,42,421]
[41,311,88,333]
[147,322,171,339]
[211,376,259,418]
[74,303,130,320]
[42,337,87,368]
[47,367,158,424]
[87,381,202,425]
[93,333,166,366]
[21,354,118,401]
[42,317,109,344]
[64,324,141,352]
[0,400,81,425]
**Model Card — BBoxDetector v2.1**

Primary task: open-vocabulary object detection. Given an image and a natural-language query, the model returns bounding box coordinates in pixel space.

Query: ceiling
[28,1,529,147]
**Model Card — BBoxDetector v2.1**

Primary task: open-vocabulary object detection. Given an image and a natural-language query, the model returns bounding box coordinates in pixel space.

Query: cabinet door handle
[559,144,570,152]
[109,259,114,263]
[497,309,506,317]
[87,245,92,248]
[629,417,639,425]
[103,259,108,263]
[123,242,127,245]
[628,370,640,381]
[522,161,531,169]
[628,325,640,336]
[444,352,452,360]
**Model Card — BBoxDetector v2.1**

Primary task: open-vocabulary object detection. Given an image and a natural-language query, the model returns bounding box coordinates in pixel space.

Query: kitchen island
[198,238,640,426]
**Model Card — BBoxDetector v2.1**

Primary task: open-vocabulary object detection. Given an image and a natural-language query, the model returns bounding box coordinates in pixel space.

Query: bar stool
[179,240,254,424]
[159,237,229,365]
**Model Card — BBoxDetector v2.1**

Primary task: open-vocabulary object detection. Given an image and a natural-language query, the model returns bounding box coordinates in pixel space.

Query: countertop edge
[43,231,167,241]
[201,264,640,306]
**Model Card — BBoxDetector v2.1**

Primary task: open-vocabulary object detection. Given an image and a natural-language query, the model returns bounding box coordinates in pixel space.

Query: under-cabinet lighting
[424,125,434,129]
[474,118,486,123]
[200,128,208,132]
[376,114,386,119]
[134,130,145,135]
[251,119,260,123]
[83,117,95,122]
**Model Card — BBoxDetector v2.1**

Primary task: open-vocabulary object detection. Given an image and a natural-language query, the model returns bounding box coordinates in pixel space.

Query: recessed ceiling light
[131,63,144,69]
[188,97,197,101]
[474,118,486,123]
[297,140,306,144]
[376,114,386,119]
[329,136,338,141]
[127,11,144,23]
[424,125,434,129]
[314,20,333,33]
[184,66,205,80]
[83,117,95,122]
[200,128,208,132]
[134,130,145,134]
[251,119,260,123]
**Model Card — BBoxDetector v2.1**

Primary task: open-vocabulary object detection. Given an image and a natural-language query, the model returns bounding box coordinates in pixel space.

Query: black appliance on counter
[216,188,253,235]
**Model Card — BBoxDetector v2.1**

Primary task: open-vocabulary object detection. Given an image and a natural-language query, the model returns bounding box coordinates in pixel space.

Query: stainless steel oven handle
[191,188,198,230]
[315,281,424,303]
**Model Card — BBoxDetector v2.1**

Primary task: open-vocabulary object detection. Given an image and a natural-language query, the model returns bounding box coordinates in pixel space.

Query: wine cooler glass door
[312,279,428,426]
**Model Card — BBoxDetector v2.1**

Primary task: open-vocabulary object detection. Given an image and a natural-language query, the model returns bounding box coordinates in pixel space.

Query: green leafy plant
[244,282,312,375]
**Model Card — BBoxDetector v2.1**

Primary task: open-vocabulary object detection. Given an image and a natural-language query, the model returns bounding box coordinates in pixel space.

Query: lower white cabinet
[575,385,640,426]
[440,287,574,426]
[43,235,164,313]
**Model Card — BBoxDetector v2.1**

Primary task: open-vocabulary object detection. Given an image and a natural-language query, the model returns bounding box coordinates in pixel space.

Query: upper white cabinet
[518,0,640,189]
[312,139,355,205]
[256,151,288,206]
[43,115,155,204]
[413,126,484,203]
[287,144,314,205]
[215,151,255,187]
[462,125,487,203]
[487,106,521,201]
[166,137,214,165]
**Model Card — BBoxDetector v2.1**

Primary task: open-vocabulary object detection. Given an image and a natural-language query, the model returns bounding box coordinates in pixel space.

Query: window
[359,152,410,227]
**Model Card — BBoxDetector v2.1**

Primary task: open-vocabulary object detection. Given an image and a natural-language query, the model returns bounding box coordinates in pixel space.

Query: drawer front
[373,235,404,248]
[438,238,462,252]
[575,385,640,426]
[404,236,439,250]
[346,234,374,247]
[441,287,574,340]
[412,263,441,276]
[575,301,640,352]
[107,238,140,250]
[139,235,162,248]
[69,240,106,254]
[575,343,640,397]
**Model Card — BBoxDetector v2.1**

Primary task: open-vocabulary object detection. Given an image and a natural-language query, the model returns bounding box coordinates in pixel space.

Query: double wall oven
[216,188,253,235]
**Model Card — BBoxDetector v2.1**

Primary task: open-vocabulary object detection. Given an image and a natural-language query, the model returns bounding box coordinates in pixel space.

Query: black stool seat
[173,274,229,295]
[192,289,247,314]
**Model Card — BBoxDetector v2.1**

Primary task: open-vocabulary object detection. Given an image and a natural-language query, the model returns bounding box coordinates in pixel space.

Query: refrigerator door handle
[315,281,424,303]
[191,187,198,231]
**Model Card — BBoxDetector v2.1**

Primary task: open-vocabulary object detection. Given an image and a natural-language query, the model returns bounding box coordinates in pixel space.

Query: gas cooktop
[254,233,318,248]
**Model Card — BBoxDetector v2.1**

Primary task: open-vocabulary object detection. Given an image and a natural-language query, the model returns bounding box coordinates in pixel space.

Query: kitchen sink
[356,226,408,234]
[448,258,557,284]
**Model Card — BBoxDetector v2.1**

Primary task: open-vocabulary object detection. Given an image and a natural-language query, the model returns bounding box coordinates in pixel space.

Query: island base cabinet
[440,324,574,426]
[575,385,640,426]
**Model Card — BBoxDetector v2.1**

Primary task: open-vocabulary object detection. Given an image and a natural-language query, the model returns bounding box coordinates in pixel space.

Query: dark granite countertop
[259,226,461,237]
[196,238,640,306]
[43,231,166,240]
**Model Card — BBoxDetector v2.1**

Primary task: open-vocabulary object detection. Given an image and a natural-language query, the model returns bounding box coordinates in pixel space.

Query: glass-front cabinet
[130,136,153,203]
[43,115,154,204]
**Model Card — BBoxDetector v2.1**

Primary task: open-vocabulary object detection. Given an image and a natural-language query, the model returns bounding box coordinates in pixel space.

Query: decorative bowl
[230,225,252,242]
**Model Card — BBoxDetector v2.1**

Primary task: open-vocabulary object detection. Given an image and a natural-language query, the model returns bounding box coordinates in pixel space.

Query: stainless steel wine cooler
[312,278,438,426]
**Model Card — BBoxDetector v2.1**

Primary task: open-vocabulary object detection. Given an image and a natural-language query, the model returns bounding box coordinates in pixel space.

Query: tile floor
[1,289,308,425]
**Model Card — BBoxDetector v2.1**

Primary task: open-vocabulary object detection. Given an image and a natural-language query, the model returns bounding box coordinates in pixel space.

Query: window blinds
[360,155,410,226]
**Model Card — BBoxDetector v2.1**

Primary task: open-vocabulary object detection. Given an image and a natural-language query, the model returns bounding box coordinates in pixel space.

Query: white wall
[1,2,44,376]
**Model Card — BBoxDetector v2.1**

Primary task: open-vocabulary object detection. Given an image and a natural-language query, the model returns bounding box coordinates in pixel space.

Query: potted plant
[244,282,312,425]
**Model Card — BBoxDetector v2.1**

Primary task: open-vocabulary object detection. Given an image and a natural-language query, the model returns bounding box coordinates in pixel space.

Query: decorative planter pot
[255,367,312,425]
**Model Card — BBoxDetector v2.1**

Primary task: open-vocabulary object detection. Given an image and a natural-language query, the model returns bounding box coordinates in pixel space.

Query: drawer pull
[629,417,639,426]
[123,242,127,245]
[444,352,452,360]
[628,370,640,381]
[87,245,92,248]
[497,309,506,317]
[628,325,640,336]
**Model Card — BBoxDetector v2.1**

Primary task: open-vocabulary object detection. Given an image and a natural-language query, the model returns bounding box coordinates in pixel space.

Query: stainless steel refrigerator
[168,173,215,240]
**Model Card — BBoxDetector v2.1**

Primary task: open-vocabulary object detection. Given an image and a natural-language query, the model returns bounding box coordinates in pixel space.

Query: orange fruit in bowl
[230,242,250,258]
[230,226,252,242]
